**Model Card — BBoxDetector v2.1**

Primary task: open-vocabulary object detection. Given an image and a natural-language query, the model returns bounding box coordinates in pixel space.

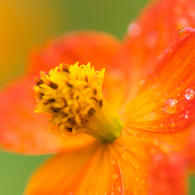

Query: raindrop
[111,159,116,165]
[184,115,189,119]
[185,88,195,100]
[176,17,190,30]
[145,31,159,49]
[127,23,141,37]
[170,122,175,128]
[112,174,118,180]
[117,186,122,193]
[179,27,194,38]
[163,99,179,114]
[160,123,163,128]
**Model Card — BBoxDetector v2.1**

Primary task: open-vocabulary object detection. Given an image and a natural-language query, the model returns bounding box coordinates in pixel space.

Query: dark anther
[85,76,88,82]
[48,81,58,89]
[81,119,88,124]
[34,77,43,86]
[66,83,73,87]
[43,98,55,105]
[61,63,70,73]
[99,100,103,108]
[66,127,72,132]
[51,106,61,112]
[88,108,95,115]
[36,91,44,99]
[93,89,97,95]
[62,98,67,107]
[68,118,76,125]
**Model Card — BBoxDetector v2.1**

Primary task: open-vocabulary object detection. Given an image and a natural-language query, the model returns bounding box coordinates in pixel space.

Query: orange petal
[24,131,168,195]
[28,31,131,109]
[24,142,117,195]
[124,0,195,81]
[124,28,195,148]
[28,31,122,74]
[182,122,195,171]
[0,76,95,154]
[148,152,187,195]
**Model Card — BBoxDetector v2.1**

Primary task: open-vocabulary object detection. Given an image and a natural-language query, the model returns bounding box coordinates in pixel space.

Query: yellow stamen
[34,62,123,143]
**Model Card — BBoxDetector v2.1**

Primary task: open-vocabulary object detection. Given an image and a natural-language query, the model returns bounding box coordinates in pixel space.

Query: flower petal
[24,142,120,195]
[0,76,95,154]
[28,31,131,109]
[183,123,195,171]
[124,28,195,148]
[124,0,195,81]
[24,132,166,195]
[148,152,187,195]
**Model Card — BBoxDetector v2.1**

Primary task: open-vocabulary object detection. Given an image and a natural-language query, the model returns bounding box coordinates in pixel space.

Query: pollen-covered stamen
[34,62,123,143]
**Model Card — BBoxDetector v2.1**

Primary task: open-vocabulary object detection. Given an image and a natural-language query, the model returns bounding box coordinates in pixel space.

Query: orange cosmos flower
[1,0,195,194]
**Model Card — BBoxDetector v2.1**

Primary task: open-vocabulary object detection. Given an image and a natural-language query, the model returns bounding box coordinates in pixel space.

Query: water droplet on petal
[185,88,195,100]
[127,23,141,37]
[179,27,194,37]
[117,186,122,193]
[145,31,159,49]
[185,114,189,119]
[112,174,118,180]
[160,123,163,128]
[163,99,179,114]
[111,159,116,165]
[176,17,190,30]
[170,122,175,127]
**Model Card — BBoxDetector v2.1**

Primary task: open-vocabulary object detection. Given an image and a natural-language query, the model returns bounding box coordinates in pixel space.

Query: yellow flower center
[34,62,123,143]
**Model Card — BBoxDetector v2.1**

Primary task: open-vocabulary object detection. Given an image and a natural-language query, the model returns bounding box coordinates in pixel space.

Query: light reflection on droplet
[179,27,194,37]
[185,88,195,100]
[170,122,175,128]
[176,17,190,30]
[145,31,158,49]
[112,174,118,180]
[111,159,116,165]
[185,115,189,119]
[163,99,178,114]
[127,23,141,37]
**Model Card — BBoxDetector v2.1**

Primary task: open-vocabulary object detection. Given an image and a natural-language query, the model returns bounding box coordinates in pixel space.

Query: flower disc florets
[34,62,104,133]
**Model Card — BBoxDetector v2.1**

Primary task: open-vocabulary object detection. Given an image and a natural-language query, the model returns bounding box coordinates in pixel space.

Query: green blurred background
[0,0,195,194]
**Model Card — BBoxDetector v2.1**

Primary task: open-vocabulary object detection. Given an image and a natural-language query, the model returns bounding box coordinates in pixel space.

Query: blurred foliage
[0,0,195,194]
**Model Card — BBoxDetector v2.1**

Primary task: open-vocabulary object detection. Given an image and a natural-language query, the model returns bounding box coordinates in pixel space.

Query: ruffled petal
[124,0,195,81]
[28,31,130,109]
[124,28,195,148]
[148,152,187,195]
[0,76,95,155]
[24,131,172,195]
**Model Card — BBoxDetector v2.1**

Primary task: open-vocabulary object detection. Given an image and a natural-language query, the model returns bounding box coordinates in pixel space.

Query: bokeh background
[0,0,195,194]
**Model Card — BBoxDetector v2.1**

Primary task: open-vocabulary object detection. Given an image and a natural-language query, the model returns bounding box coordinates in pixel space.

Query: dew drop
[117,186,122,193]
[111,159,116,165]
[145,31,158,49]
[185,88,195,100]
[176,17,190,30]
[163,99,178,114]
[185,114,189,119]
[160,123,163,128]
[127,23,141,37]
[170,122,175,128]
[179,27,194,37]
[122,154,126,159]
[112,174,118,180]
